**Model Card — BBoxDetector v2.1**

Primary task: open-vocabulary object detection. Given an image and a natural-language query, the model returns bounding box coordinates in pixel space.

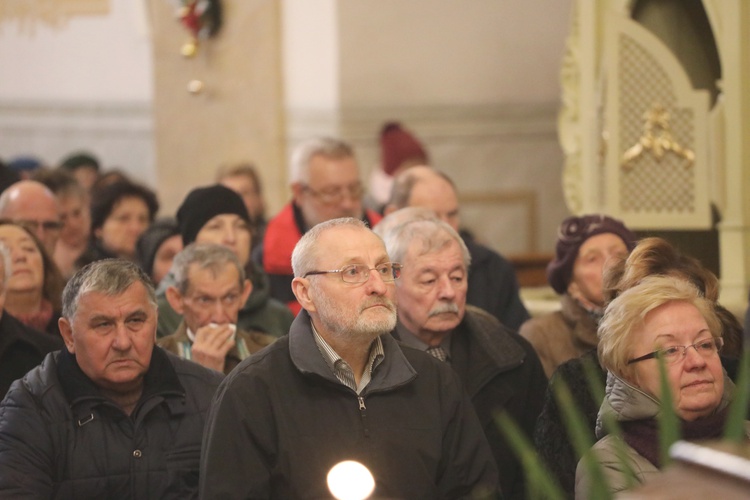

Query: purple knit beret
[546,214,637,295]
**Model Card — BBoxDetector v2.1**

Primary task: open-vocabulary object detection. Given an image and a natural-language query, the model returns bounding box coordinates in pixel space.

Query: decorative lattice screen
[605,15,710,229]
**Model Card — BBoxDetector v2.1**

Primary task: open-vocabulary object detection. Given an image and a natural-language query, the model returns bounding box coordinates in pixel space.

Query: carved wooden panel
[605,15,711,229]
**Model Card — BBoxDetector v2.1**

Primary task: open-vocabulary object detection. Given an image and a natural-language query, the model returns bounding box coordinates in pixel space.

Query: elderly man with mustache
[377,209,548,500]
[200,217,499,499]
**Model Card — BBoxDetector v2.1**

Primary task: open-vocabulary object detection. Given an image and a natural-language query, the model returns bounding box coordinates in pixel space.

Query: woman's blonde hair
[598,275,722,381]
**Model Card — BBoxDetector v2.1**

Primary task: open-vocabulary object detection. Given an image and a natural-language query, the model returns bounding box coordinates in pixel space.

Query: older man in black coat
[378,211,547,500]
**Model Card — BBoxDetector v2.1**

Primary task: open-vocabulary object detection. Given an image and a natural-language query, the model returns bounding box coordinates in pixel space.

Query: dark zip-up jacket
[0,310,63,398]
[0,347,222,499]
[200,309,499,499]
[393,305,547,500]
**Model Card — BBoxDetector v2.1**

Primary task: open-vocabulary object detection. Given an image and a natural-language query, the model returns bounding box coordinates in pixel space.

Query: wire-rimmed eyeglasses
[303,262,402,283]
[626,337,724,365]
[302,182,364,205]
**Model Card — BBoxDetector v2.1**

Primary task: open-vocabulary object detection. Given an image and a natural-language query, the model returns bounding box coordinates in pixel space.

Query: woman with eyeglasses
[536,237,743,499]
[0,220,65,337]
[575,275,737,498]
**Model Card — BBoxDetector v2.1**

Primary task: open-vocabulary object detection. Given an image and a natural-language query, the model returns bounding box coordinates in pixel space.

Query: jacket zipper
[357,396,370,438]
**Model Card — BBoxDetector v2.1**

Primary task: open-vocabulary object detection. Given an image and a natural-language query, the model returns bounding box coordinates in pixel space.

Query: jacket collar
[448,306,526,397]
[392,305,525,370]
[57,346,186,420]
[460,305,525,370]
[289,309,417,393]
[595,370,736,439]
[560,294,600,348]
[391,306,526,397]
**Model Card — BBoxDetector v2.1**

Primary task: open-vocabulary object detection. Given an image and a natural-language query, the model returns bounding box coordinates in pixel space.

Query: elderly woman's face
[629,300,724,421]
[0,224,44,296]
[96,196,150,260]
[568,233,628,307]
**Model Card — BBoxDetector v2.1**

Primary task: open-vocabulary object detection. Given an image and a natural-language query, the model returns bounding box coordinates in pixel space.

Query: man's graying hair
[289,137,355,185]
[172,243,245,294]
[292,218,369,278]
[379,215,471,269]
[62,259,156,320]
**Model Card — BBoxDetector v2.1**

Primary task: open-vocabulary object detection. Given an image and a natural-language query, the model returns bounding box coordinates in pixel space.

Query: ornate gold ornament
[174,0,222,59]
[172,0,222,96]
[621,103,695,170]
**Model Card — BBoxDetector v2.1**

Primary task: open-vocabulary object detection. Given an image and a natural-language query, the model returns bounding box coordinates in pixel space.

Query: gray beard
[315,294,397,342]
[319,306,397,341]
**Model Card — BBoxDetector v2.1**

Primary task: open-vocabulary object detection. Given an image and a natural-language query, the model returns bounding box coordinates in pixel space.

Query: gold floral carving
[0,0,109,30]
[621,102,695,170]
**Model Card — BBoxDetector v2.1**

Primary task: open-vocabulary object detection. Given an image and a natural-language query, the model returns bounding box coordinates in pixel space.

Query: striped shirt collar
[395,321,452,361]
[311,321,385,394]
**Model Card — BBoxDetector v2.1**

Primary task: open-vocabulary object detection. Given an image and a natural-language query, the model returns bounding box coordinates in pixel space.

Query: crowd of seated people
[0,138,745,499]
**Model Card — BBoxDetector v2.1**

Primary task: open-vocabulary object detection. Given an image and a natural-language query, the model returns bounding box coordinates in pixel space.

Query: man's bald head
[0,180,62,254]
[385,166,460,232]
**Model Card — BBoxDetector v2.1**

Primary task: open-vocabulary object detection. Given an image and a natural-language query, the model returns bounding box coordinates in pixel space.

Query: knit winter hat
[547,214,637,295]
[135,217,179,278]
[380,122,428,176]
[177,184,250,246]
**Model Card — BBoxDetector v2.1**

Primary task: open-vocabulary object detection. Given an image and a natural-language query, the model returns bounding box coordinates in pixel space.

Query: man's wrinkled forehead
[76,286,157,315]
[316,226,388,265]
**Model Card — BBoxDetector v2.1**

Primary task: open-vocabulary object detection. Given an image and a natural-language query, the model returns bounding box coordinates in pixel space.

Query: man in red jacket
[256,137,381,315]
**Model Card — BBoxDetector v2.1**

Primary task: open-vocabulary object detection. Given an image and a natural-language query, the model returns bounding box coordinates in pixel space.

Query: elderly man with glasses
[201,217,499,499]
[0,180,62,255]
[254,137,382,315]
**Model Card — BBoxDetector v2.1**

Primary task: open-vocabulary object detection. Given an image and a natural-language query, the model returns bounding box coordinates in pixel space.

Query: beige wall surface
[283,0,573,254]
[0,0,154,183]
[148,0,286,215]
[338,0,571,107]
[0,0,574,254]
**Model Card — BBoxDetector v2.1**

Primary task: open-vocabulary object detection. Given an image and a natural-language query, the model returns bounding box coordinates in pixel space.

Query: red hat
[380,122,428,176]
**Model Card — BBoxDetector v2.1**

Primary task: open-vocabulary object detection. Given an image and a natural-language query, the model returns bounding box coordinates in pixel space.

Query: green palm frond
[495,411,565,500]
[723,348,750,443]
[656,355,679,467]
[553,379,612,500]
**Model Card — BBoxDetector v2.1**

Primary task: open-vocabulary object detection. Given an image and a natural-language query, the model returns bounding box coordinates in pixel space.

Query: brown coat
[157,321,275,374]
[518,294,599,378]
